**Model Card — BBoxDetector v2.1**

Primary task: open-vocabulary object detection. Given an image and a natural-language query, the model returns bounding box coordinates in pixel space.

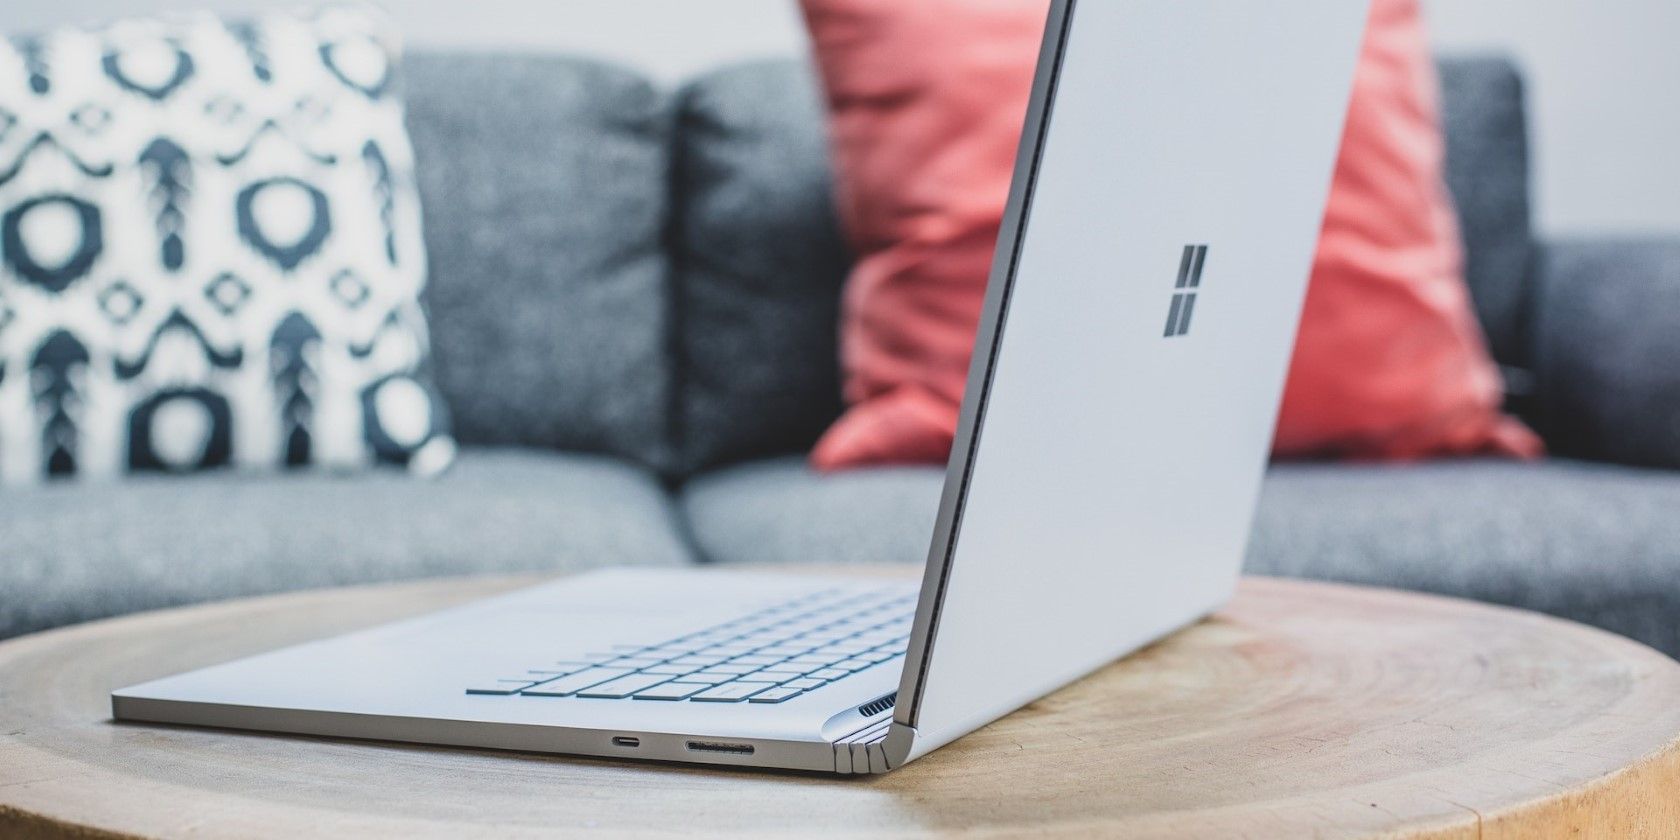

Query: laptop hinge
[831,719,893,774]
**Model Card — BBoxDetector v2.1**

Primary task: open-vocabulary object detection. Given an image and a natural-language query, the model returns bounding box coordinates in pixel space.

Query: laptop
[112,0,1369,774]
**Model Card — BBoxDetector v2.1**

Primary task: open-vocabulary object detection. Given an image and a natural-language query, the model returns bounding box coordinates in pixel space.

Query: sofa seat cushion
[682,457,1680,657]
[1248,459,1680,658]
[0,449,691,639]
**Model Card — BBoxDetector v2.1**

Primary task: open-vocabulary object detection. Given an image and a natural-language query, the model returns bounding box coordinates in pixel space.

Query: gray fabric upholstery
[681,457,943,567]
[681,457,1680,657]
[1437,57,1536,370]
[405,54,672,470]
[670,61,851,474]
[0,449,690,639]
[1248,460,1680,658]
[1531,237,1680,468]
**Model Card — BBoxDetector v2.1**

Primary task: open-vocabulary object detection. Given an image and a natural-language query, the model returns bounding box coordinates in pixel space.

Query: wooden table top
[2,570,1678,839]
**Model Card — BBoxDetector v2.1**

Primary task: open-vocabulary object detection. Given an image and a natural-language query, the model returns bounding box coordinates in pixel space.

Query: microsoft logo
[1163,244,1209,338]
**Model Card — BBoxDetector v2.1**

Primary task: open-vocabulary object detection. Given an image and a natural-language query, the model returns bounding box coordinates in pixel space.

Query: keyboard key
[670,655,725,667]
[834,658,875,671]
[748,687,804,704]
[641,663,701,676]
[678,633,733,645]
[788,657,844,670]
[576,673,675,699]
[465,679,536,695]
[634,682,710,701]
[789,651,845,662]
[690,648,740,659]
[729,655,781,666]
[691,682,778,703]
[705,663,761,675]
[647,645,698,657]
[704,644,758,656]
[754,663,812,675]
[783,678,825,690]
[807,669,850,681]
[520,668,633,696]
[523,670,574,681]
[606,657,664,669]
[676,672,731,685]
[756,645,813,657]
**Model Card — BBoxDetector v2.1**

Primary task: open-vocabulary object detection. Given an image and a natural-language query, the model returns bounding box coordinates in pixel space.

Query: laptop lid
[887,0,1370,763]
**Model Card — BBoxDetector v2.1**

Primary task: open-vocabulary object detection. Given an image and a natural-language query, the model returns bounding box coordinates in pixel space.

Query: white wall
[5,0,1676,237]
[1424,1,1680,237]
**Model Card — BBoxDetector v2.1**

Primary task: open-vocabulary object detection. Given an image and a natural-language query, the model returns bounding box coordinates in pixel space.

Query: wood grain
[2,571,1678,839]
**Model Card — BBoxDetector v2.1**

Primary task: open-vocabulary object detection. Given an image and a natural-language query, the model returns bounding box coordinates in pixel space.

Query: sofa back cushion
[404,53,671,470]
[669,55,1539,473]
[669,62,851,474]
[1438,56,1535,371]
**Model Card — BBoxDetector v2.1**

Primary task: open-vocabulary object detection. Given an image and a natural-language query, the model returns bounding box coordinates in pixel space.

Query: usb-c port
[611,736,640,748]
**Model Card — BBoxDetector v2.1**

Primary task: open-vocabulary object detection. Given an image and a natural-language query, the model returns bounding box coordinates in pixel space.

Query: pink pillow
[803,0,1540,470]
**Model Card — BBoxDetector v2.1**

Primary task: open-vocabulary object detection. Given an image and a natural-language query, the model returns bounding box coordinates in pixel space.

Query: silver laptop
[113,0,1368,774]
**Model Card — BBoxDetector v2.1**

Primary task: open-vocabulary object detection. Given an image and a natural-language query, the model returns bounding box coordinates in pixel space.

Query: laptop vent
[858,692,897,718]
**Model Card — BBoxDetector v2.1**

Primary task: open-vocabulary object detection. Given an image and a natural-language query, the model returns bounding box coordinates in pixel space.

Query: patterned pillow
[0,5,453,484]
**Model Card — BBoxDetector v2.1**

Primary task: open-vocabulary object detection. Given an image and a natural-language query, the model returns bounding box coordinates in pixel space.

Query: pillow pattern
[0,6,453,484]
[801,0,1541,470]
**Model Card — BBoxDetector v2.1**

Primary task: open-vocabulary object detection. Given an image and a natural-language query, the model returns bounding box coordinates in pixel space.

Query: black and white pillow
[0,5,453,484]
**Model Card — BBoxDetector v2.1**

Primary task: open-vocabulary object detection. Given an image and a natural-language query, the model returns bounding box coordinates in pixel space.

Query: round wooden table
[3,571,1678,838]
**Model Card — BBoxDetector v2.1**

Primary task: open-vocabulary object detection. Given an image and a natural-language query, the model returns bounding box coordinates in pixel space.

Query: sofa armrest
[1532,236,1680,468]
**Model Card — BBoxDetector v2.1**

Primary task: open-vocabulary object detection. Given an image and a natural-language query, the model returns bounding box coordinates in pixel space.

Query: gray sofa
[6,53,1679,660]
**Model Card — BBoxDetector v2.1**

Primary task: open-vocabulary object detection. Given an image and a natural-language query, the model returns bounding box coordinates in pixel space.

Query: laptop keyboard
[466,586,918,704]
